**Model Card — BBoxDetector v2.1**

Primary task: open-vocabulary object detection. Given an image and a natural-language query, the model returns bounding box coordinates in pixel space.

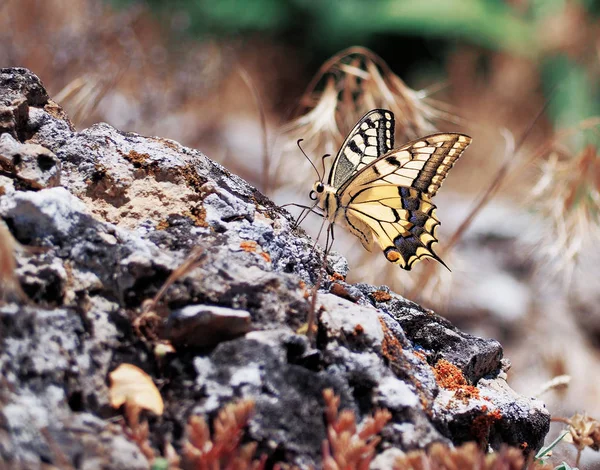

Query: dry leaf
[109,363,164,415]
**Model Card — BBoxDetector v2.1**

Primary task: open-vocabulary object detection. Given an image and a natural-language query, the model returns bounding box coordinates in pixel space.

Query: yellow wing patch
[344,187,444,270]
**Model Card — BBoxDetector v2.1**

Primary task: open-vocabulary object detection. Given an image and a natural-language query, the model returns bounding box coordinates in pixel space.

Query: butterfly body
[310,109,471,271]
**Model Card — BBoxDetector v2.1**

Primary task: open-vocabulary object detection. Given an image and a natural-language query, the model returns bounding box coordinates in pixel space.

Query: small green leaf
[151,458,169,470]
[553,462,575,470]
[535,431,569,461]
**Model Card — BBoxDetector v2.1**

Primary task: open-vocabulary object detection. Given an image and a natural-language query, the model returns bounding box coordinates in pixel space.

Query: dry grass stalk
[529,142,600,283]
[182,399,265,470]
[0,222,18,298]
[164,441,183,469]
[553,412,600,466]
[54,72,121,126]
[393,442,552,470]
[322,388,391,470]
[134,247,205,339]
[534,374,571,398]
[407,98,557,302]
[275,47,452,190]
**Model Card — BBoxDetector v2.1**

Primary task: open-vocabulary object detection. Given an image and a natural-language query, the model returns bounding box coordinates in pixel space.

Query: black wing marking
[328,109,395,189]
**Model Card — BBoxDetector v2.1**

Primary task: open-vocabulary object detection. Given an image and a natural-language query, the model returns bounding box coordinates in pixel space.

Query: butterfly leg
[311,216,329,255]
[280,202,324,228]
[296,206,324,228]
[293,207,308,229]
[325,223,336,255]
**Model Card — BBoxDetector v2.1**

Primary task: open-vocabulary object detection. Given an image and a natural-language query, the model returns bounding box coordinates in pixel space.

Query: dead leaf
[109,364,164,415]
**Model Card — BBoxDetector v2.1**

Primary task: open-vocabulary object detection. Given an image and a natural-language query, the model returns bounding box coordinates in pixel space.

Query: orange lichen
[126,150,151,165]
[433,359,467,389]
[413,350,427,362]
[378,319,437,413]
[354,324,364,336]
[156,219,170,231]
[454,387,481,401]
[379,318,403,363]
[239,241,270,262]
[180,164,208,191]
[329,283,358,302]
[330,272,345,281]
[240,240,258,252]
[186,206,208,227]
[471,409,502,444]
[433,359,480,400]
[371,290,392,302]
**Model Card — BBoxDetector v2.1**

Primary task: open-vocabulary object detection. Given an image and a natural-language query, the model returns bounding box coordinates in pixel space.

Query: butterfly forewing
[340,133,472,198]
[328,109,395,189]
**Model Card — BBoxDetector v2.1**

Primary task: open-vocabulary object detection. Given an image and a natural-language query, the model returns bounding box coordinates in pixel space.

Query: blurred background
[1,0,599,466]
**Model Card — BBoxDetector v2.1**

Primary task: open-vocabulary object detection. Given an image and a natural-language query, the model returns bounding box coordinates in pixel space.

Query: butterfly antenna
[297,139,322,181]
[320,154,331,182]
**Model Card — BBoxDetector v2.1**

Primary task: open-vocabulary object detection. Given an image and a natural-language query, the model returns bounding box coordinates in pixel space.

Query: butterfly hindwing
[328,109,395,189]
[344,187,443,270]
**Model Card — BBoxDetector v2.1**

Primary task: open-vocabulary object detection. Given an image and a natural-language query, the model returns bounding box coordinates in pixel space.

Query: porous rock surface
[0,68,549,469]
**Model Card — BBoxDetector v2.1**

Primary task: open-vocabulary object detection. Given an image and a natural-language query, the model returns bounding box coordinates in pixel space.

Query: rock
[166,304,252,348]
[0,68,550,468]
[371,448,405,470]
[0,133,61,189]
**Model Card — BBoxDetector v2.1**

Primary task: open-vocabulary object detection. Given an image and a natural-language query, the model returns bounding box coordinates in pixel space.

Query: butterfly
[308,109,472,270]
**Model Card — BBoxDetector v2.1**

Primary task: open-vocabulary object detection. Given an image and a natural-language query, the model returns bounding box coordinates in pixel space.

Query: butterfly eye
[309,190,317,201]
[316,183,324,193]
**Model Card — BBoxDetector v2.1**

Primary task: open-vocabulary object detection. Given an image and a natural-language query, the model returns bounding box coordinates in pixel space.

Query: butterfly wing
[339,133,472,270]
[328,109,395,189]
[345,186,445,270]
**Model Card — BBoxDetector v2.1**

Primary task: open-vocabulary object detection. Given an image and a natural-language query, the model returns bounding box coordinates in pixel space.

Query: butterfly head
[309,181,337,219]
[309,182,325,201]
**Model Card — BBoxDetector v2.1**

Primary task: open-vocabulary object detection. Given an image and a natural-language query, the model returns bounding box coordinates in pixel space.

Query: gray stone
[0,133,61,189]
[167,304,251,347]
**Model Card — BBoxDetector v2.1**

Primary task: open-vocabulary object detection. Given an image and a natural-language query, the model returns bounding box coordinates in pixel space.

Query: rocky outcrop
[0,68,549,469]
